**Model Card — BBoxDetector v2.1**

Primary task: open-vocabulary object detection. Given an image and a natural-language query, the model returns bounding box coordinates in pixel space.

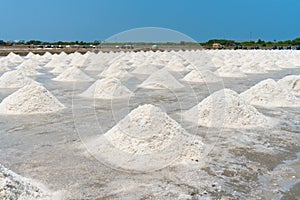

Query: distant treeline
[1,38,300,47]
[201,38,300,47]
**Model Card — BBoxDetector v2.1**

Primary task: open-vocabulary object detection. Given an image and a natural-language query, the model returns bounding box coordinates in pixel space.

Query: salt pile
[138,68,184,90]
[240,63,267,74]
[43,57,69,69]
[183,69,221,83]
[165,59,189,72]
[6,52,24,64]
[0,70,35,88]
[50,64,69,74]
[0,83,65,114]
[80,77,133,99]
[0,164,51,200]
[184,89,271,128]
[70,55,88,68]
[87,104,204,171]
[215,65,246,77]
[240,79,300,107]
[16,60,43,76]
[52,67,94,82]
[277,75,300,96]
[0,58,14,72]
[131,64,160,75]
[99,62,133,80]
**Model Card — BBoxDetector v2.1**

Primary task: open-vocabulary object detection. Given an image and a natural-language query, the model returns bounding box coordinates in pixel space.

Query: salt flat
[0,50,300,199]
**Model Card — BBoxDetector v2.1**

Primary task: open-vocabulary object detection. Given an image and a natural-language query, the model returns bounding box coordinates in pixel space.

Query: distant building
[212,43,222,49]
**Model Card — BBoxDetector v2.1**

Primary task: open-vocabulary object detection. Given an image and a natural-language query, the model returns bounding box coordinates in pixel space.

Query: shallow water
[0,57,300,199]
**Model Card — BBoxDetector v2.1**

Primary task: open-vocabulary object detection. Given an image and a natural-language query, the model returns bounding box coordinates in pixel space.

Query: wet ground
[0,61,300,199]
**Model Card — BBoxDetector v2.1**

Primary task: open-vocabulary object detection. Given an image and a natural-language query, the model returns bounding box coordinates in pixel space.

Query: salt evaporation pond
[0,50,300,199]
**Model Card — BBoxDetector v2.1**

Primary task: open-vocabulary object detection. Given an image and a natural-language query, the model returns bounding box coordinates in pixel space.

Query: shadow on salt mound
[0,70,35,88]
[52,67,94,82]
[79,77,133,100]
[183,89,274,128]
[240,78,300,108]
[0,82,65,114]
[182,69,222,83]
[215,65,246,78]
[85,104,204,172]
[138,68,184,90]
[0,164,63,200]
[277,75,300,96]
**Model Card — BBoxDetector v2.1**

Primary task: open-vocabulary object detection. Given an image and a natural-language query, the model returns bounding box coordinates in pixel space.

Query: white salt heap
[215,65,246,77]
[16,60,43,77]
[53,67,94,82]
[0,83,65,114]
[240,79,300,107]
[165,59,189,72]
[99,62,133,80]
[87,104,204,171]
[277,75,300,96]
[69,54,89,68]
[183,69,221,83]
[138,68,184,90]
[131,64,160,75]
[184,89,272,128]
[43,56,69,69]
[50,64,69,74]
[0,70,35,88]
[6,52,24,64]
[0,164,51,200]
[80,77,133,99]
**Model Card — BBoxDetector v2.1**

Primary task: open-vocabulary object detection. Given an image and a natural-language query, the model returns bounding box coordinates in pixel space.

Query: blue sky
[0,0,299,42]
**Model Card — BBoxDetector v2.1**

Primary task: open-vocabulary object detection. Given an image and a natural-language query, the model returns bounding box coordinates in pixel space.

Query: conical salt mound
[80,77,133,99]
[70,54,89,67]
[184,89,272,128]
[165,60,188,72]
[0,164,52,200]
[0,70,35,88]
[240,79,300,107]
[138,68,184,90]
[43,57,69,69]
[6,52,24,63]
[240,63,267,74]
[277,75,300,96]
[216,65,246,77]
[50,64,69,74]
[132,64,160,75]
[0,83,65,114]
[183,69,221,83]
[16,60,43,76]
[53,67,94,82]
[87,104,204,171]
